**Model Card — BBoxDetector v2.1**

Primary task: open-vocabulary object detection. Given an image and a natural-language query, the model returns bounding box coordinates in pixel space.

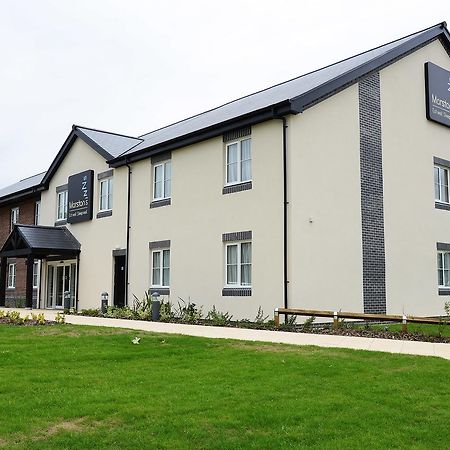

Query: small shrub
[175,298,202,324]
[80,308,101,317]
[7,311,23,324]
[132,290,152,314]
[159,299,175,322]
[206,306,233,326]
[32,313,46,325]
[254,306,269,324]
[302,315,315,331]
[55,312,65,324]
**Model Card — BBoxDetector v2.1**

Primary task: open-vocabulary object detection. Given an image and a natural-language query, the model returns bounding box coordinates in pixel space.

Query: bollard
[101,292,109,314]
[402,315,408,333]
[151,291,161,321]
[274,308,280,327]
[333,311,338,329]
[63,291,71,311]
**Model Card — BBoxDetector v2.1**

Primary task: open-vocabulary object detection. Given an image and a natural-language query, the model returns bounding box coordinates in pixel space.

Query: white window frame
[56,190,68,221]
[151,248,170,288]
[35,201,41,225]
[438,251,450,288]
[225,137,252,186]
[224,241,252,288]
[33,261,40,289]
[10,207,19,231]
[435,165,449,204]
[99,177,113,212]
[152,160,171,201]
[7,263,16,289]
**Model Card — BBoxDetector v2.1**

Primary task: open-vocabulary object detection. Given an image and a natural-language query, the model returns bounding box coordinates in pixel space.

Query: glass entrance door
[46,262,77,309]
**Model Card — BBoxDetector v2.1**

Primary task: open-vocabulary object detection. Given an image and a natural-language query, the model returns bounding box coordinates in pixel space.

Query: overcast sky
[0,0,449,188]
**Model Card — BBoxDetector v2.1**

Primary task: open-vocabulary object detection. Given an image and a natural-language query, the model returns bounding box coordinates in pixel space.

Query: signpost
[425,62,450,128]
[67,170,94,224]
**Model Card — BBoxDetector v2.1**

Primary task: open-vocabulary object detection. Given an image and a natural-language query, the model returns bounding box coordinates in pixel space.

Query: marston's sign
[67,170,94,223]
[425,62,450,128]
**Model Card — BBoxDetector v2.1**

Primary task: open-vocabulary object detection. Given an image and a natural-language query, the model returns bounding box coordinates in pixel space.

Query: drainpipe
[125,159,132,307]
[274,113,289,314]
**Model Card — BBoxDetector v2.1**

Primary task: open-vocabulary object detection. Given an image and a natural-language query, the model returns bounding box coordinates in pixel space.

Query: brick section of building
[358,72,387,314]
[0,197,40,307]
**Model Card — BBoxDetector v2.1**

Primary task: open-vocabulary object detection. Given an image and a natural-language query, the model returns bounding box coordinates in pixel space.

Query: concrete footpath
[2,308,450,361]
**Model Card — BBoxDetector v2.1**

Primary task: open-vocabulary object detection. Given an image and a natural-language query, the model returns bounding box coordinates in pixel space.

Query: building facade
[1,23,450,319]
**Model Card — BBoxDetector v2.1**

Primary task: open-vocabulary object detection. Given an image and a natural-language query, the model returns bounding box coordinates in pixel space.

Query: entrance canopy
[0,225,80,259]
[0,225,81,309]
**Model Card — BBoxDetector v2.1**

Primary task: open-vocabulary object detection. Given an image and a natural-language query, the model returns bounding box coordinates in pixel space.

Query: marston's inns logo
[69,175,89,210]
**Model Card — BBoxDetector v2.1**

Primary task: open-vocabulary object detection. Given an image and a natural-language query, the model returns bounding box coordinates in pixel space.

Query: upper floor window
[99,178,113,212]
[435,165,449,203]
[10,207,19,231]
[57,190,68,221]
[225,241,252,287]
[35,201,41,225]
[153,160,171,201]
[7,263,16,289]
[226,138,252,185]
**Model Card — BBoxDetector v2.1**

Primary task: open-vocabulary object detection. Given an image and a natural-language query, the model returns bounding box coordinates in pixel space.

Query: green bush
[80,308,101,317]
[206,306,233,326]
[175,298,202,324]
[159,299,175,322]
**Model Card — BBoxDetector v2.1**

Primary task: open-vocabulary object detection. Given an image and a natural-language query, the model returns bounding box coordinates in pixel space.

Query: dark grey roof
[107,22,449,166]
[75,126,143,158]
[19,225,80,252]
[0,171,45,200]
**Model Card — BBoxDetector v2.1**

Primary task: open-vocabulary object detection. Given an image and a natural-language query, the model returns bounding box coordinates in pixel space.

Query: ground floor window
[225,241,252,287]
[32,261,39,289]
[437,251,450,287]
[151,249,170,287]
[7,263,16,288]
[46,262,77,309]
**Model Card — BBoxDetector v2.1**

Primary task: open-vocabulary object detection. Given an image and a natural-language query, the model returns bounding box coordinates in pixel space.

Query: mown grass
[0,324,449,449]
[360,322,450,337]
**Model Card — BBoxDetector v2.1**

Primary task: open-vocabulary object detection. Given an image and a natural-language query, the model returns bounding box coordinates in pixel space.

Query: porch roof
[0,225,81,258]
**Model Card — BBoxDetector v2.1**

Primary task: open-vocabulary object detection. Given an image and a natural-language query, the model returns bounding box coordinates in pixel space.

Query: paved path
[2,308,450,360]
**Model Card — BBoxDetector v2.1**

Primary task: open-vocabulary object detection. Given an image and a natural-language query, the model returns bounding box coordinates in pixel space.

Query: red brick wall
[0,196,40,303]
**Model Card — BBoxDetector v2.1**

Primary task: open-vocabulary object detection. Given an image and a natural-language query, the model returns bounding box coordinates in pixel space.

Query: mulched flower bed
[0,317,58,326]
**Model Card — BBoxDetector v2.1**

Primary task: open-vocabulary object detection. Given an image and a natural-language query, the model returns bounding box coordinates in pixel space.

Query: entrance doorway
[113,255,126,307]
[46,262,77,309]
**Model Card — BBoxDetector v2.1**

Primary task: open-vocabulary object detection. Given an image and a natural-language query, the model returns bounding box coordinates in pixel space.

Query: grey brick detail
[359,72,386,314]
[223,181,252,195]
[96,210,112,219]
[433,156,450,167]
[150,198,171,208]
[149,240,171,249]
[56,184,68,193]
[437,242,450,251]
[222,231,252,242]
[222,288,252,296]
[97,169,113,180]
[435,202,450,211]
[150,288,170,296]
[151,151,171,164]
[223,127,251,142]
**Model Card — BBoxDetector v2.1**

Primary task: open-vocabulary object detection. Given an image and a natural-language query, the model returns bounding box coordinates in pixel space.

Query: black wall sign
[425,62,450,128]
[67,170,94,223]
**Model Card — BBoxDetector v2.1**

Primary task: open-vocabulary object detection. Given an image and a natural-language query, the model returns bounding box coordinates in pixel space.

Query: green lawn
[0,325,449,449]
[360,322,450,338]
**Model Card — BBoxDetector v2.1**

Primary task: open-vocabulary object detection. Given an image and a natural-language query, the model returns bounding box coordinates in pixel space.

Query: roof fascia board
[109,102,294,167]
[291,27,449,112]
[0,186,44,207]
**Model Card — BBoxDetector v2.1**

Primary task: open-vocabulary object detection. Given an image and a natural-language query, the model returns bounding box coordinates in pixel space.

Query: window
[33,261,39,289]
[153,161,171,201]
[10,207,19,231]
[57,190,68,221]
[7,264,16,288]
[225,241,252,287]
[35,201,41,225]
[226,138,252,185]
[99,178,113,212]
[151,249,170,287]
[438,251,450,287]
[435,165,449,203]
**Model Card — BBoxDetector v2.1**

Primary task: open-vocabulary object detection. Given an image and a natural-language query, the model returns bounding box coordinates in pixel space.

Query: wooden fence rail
[274,307,450,332]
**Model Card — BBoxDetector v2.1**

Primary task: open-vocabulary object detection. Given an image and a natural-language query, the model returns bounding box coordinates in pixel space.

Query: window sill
[438,288,450,295]
[223,181,252,195]
[54,219,67,226]
[222,287,252,296]
[150,198,171,209]
[6,287,15,290]
[97,210,112,219]
[435,201,450,211]
[150,287,170,296]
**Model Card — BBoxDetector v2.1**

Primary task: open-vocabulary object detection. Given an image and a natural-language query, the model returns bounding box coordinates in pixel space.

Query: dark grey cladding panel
[223,127,251,142]
[149,240,171,249]
[222,288,252,296]
[151,151,171,164]
[112,249,126,257]
[434,156,450,167]
[150,288,170,295]
[97,169,114,180]
[358,72,387,314]
[437,242,450,251]
[56,184,68,193]
[222,231,252,242]
[435,202,450,211]
[96,210,112,219]
[223,181,252,195]
[150,198,171,208]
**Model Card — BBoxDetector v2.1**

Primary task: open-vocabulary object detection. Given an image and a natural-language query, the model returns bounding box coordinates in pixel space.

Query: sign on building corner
[425,62,450,128]
[67,170,94,223]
